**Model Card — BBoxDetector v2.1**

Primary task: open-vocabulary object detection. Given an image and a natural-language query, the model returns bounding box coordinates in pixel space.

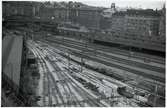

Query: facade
[54,8,68,22]
[125,9,160,38]
[38,6,55,21]
[158,5,166,44]
[37,1,103,29]
[2,1,165,52]
[100,17,112,29]
[3,1,102,29]
[74,8,102,29]
[39,6,68,22]
[98,9,165,52]
[68,5,103,29]
[2,1,35,17]
[100,3,116,30]
[123,9,161,49]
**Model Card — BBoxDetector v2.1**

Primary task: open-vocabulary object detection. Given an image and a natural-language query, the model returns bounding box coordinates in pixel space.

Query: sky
[53,0,165,9]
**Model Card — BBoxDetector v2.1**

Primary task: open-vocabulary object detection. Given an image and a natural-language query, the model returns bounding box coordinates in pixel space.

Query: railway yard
[2,1,166,106]
[2,26,165,107]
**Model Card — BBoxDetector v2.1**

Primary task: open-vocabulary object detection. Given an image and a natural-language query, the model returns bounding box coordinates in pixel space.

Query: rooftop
[126,9,161,16]
[112,9,161,17]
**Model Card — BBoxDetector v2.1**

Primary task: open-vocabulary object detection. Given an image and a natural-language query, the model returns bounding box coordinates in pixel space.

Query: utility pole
[68,51,70,73]
[90,30,97,56]
[80,49,85,73]
[80,57,83,72]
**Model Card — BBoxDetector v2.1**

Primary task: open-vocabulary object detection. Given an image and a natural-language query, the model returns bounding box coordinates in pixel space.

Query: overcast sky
[53,0,165,9]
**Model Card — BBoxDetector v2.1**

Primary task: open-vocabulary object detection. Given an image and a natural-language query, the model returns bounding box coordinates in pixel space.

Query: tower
[111,3,115,9]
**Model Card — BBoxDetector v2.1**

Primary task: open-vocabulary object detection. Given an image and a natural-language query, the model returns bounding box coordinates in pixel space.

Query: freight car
[101,79,134,98]
[117,86,134,98]
[57,26,90,41]
[146,94,165,107]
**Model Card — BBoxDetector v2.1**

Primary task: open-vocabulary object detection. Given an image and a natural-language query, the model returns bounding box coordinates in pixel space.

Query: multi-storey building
[38,5,55,21]
[124,9,161,50]
[98,9,165,52]
[3,1,35,17]
[66,2,103,29]
[158,5,166,44]
[100,16,112,30]
[74,7,102,29]
[39,6,68,22]
[3,1,165,52]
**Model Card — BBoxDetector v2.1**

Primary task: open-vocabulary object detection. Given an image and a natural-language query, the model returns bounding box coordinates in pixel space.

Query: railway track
[44,48,117,96]
[27,40,120,107]
[27,39,165,107]
[47,36,165,64]
[42,46,120,105]
[44,44,165,99]
[37,41,155,105]
[40,39,165,83]
[36,39,164,98]
[40,40,165,82]
[46,38,165,70]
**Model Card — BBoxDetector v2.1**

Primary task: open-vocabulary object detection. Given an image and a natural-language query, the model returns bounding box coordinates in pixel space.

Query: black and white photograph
[2,0,166,107]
